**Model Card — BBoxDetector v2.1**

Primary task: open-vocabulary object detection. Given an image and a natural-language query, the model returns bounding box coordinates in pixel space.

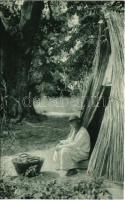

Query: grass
[1,116,70,156]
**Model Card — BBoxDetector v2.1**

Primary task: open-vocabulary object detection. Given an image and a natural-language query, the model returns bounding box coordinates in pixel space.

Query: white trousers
[53,147,78,170]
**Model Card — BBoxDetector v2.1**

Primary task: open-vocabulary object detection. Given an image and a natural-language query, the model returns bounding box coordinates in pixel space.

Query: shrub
[0,176,112,199]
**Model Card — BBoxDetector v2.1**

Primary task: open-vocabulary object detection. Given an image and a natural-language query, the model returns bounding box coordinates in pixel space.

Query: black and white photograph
[0,0,124,199]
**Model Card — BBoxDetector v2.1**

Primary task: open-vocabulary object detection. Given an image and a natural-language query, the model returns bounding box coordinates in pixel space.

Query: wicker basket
[12,153,44,177]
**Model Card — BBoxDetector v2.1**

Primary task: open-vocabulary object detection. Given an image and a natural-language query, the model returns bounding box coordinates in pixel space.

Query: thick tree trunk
[0,2,44,122]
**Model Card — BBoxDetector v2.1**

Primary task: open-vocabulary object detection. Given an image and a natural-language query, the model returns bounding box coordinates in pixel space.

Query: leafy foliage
[27,1,102,97]
[0,0,20,36]
[0,177,112,199]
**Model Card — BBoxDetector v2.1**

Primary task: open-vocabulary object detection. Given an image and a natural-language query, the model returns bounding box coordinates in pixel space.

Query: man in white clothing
[53,116,90,176]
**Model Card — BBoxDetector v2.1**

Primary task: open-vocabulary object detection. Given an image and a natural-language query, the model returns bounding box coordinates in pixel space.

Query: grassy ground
[1,97,80,156]
[1,116,70,156]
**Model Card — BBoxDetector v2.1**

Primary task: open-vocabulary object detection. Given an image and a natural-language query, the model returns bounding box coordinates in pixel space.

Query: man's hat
[69,115,80,122]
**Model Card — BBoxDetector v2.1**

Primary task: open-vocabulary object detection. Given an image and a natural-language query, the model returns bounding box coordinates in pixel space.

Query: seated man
[53,116,90,176]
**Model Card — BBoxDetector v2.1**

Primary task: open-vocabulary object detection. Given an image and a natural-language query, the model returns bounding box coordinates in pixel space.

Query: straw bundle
[87,11,124,182]
[81,21,111,127]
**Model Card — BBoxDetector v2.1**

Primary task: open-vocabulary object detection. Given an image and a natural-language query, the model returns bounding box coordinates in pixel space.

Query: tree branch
[48,2,54,20]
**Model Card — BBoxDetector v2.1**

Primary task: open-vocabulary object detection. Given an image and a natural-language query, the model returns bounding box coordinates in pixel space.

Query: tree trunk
[0,2,44,122]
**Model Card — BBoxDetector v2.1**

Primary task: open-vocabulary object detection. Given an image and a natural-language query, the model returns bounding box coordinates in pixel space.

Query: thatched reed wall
[81,11,124,182]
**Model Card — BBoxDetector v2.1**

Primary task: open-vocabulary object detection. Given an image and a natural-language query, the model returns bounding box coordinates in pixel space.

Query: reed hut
[81,10,124,182]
